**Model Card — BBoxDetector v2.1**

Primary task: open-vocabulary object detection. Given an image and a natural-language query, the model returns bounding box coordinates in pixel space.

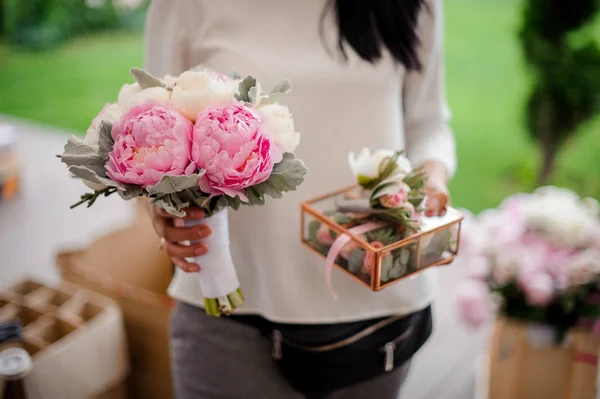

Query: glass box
[301,185,464,291]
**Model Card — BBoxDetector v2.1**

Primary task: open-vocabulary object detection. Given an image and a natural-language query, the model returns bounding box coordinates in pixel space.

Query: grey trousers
[170,302,411,399]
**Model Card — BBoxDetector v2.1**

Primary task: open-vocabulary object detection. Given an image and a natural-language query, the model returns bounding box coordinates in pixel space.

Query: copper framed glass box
[301,185,464,291]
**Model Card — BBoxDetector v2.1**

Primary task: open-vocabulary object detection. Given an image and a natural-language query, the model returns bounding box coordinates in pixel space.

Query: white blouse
[145,0,456,323]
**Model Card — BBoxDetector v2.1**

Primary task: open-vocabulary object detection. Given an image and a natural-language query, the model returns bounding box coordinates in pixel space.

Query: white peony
[348,148,412,185]
[82,103,124,190]
[161,74,179,90]
[84,103,124,149]
[117,83,171,111]
[259,103,300,160]
[171,71,239,121]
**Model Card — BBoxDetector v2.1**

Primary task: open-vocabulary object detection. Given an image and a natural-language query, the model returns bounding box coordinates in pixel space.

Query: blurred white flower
[348,148,412,186]
[568,249,600,286]
[522,187,597,248]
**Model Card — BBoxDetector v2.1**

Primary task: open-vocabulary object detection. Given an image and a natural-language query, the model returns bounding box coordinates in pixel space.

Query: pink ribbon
[325,222,387,300]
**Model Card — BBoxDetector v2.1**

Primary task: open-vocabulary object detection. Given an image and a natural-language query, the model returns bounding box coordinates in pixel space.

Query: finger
[164,241,209,258]
[162,224,212,242]
[172,257,200,273]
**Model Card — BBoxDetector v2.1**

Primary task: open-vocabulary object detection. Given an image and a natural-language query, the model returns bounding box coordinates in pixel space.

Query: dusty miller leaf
[130,67,165,89]
[97,122,114,161]
[146,173,205,195]
[119,185,144,200]
[68,165,113,185]
[234,75,257,103]
[60,135,104,167]
[270,80,292,96]
[246,153,307,204]
[152,195,187,217]
[348,248,365,274]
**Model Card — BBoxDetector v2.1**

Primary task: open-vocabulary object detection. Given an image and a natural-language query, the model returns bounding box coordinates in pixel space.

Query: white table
[0,115,134,287]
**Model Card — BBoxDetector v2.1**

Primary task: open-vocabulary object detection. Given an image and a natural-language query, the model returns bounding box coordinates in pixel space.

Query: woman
[145,0,456,397]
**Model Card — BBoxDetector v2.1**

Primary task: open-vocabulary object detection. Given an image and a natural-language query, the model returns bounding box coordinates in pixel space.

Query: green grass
[0,30,143,132]
[0,1,599,212]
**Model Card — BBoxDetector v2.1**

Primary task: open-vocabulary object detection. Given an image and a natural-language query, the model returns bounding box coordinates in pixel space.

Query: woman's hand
[148,203,212,272]
[420,161,451,217]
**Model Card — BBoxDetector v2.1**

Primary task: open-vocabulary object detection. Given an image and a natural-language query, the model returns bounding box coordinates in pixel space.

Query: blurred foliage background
[0,0,598,213]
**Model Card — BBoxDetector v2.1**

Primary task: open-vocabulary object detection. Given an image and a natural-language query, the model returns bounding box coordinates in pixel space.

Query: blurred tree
[520,0,600,183]
[3,0,147,50]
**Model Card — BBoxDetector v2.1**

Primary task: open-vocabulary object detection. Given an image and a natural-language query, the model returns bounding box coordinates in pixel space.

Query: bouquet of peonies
[458,186,600,341]
[303,149,461,293]
[59,67,307,316]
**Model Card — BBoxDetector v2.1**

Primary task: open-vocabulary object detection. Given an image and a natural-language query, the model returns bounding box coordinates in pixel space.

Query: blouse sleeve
[403,0,457,178]
[144,0,196,77]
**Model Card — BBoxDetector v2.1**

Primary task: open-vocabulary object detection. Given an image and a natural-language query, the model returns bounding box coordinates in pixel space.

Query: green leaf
[234,75,257,103]
[146,173,205,195]
[226,195,243,210]
[348,248,365,274]
[130,67,165,89]
[97,122,114,161]
[308,220,321,244]
[60,135,104,166]
[247,153,307,204]
[358,175,376,188]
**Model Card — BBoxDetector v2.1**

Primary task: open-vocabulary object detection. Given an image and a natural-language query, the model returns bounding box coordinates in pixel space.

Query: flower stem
[203,288,244,317]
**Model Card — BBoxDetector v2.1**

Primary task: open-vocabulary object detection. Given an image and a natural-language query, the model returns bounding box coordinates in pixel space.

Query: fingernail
[195,245,207,255]
[174,219,185,227]
[198,226,212,237]
[189,265,200,272]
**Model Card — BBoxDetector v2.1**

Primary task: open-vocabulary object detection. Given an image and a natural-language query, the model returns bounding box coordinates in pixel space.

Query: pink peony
[316,225,335,246]
[520,272,555,306]
[106,103,194,187]
[191,103,274,200]
[362,241,390,275]
[457,280,490,327]
[379,183,410,209]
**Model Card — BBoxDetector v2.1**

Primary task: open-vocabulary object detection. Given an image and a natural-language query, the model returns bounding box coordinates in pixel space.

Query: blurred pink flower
[457,279,489,327]
[468,255,491,280]
[520,272,555,306]
[316,225,335,246]
[191,103,275,200]
[593,320,600,336]
[106,103,194,187]
[478,208,525,248]
[339,239,362,260]
[363,241,389,275]
[379,182,410,209]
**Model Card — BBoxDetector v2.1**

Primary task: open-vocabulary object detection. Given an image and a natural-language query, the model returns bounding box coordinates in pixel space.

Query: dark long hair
[326,0,426,70]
